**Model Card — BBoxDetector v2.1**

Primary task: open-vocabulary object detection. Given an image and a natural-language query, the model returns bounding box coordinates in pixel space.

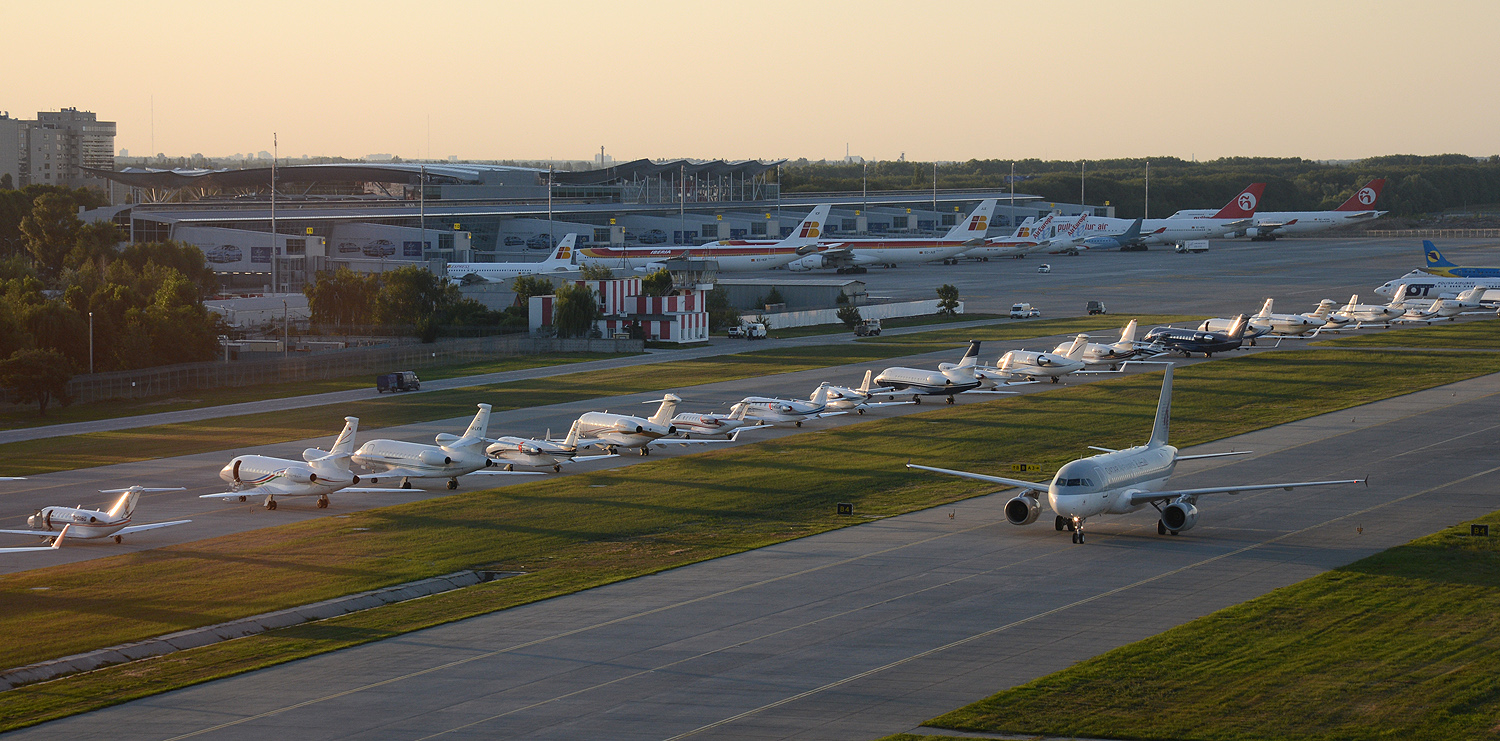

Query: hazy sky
[9,0,1497,162]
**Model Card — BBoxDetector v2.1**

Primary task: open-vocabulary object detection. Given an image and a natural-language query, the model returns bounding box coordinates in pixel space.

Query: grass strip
[1312,316,1500,349]
[0,315,1196,477]
[0,352,638,432]
[0,349,1495,730]
[922,512,1500,741]
[755,312,1009,339]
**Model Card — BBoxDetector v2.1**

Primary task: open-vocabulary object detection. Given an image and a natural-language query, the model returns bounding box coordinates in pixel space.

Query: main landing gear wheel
[856,409,865,415]
[504,464,514,472]
[401,479,413,490]
[114,535,123,543]
[317,496,329,509]
[447,478,459,490]
[552,464,561,473]
[1055,515,1067,531]
[946,396,956,404]
[912,396,922,404]
[238,495,246,502]
[265,499,278,510]
[1051,377,1060,383]
[607,446,618,456]
[795,421,803,427]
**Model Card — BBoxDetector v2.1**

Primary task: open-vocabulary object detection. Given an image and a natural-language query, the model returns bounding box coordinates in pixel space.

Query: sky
[8,0,1498,163]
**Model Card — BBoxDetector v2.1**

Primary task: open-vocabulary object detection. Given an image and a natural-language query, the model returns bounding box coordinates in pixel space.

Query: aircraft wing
[1128,478,1364,506]
[1175,450,1252,462]
[857,400,917,408]
[0,476,26,480]
[814,411,850,418]
[906,464,1048,491]
[568,454,620,463]
[0,525,68,551]
[336,487,434,492]
[469,470,547,476]
[649,438,742,447]
[201,487,275,500]
[117,519,193,535]
[0,528,53,537]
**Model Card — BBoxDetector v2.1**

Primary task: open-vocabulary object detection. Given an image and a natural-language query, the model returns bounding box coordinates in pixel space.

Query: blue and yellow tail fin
[1424,241,1457,268]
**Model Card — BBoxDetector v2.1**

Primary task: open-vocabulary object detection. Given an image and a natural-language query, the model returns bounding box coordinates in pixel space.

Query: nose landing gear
[1069,517,1086,544]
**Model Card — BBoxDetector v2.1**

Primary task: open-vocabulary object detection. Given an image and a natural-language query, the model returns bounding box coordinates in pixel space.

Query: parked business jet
[1398,285,1488,322]
[909,365,1363,543]
[0,486,189,550]
[1169,179,1386,239]
[574,205,831,272]
[1338,289,1407,327]
[788,199,998,272]
[1053,321,1147,369]
[447,234,578,284]
[732,384,839,427]
[1144,316,1248,357]
[1250,298,1326,336]
[823,370,913,414]
[875,341,985,403]
[668,403,766,438]
[485,421,618,473]
[206,417,395,509]
[983,336,1088,383]
[354,404,537,489]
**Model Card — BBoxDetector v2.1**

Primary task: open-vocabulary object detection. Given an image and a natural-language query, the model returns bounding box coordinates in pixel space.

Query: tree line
[779,154,1500,217]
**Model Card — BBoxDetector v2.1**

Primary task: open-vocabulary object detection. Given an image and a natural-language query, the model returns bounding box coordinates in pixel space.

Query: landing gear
[446,478,459,490]
[317,495,329,509]
[401,478,413,490]
[552,464,562,473]
[504,463,514,472]
[1055,515,1067,531]
[1069,517,1085,544]
[856,408,865,415]
[912,396,922,404]
[795,421,803,427]
[1050,376,1060,383]
[638,447,650,456]
[607,446,619,456]
[238,495,246,502]
[114,535,123,543]
[945,395,956,404]
[265,497,278,510]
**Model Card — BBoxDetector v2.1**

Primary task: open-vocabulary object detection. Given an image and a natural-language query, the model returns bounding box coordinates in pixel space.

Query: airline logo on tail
[799,221,821,239]
[967,214,988,232]
[1211,183,1266,219]
[1337,179,1385,211]
[1238,192,1258,212]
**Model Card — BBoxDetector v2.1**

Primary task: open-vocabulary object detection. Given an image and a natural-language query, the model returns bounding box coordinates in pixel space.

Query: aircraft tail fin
[731,402,749,421]
[1019,213,1055,241]
[778,204,831,247]
[1460,285,1486,302]
[944,199,998,240]
[1255,298,1273,319]
[1227,314,1249,340]
[858,369,874,393]
[955,340,981,369]
[1336,179,1385,211]
[811,382,831,407]
[1119,218,1143,243]
[462,404,492,442]
[106,488,141,519]
[1386,286,1407,309]
[1119,319,1138,344]
[1148,365,1174,448]
[1309,300,1334,320]
[1210,183,1266,219]
[1062,334,1090,360]
[649,394,681,426]
[562,420,581,448]
[1344,294,1360,312]
[330,416,360,456]
[1424,241,1457,268]
[545,234,578,266]
[1061,212,1088,238]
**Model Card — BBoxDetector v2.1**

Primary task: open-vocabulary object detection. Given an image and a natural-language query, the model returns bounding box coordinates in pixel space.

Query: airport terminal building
[83,161,1111,293]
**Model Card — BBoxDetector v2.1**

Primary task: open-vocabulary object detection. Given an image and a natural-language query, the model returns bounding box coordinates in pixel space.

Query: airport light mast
[270,133,276,295]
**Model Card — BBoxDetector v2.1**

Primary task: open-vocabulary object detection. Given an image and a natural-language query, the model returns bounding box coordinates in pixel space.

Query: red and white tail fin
[544,234,578,266]
[1335,179,1385,211]
[778,204,831,246]
[1210,183,1267,219]
[1061,212,1088,238]
[944,199,998,241]
[1018,214,1056,241]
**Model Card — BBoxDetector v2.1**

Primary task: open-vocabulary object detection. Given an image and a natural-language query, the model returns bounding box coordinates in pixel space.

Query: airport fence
[1367,229,1500,238]
[62,336,643,404]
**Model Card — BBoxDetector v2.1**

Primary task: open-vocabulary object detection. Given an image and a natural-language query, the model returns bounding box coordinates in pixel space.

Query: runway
[15,371,1499,740]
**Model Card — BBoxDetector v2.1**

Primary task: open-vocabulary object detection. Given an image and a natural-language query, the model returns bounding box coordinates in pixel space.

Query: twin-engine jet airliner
[574,205,832,272]
[1,486,189,551]
[446,234,579,284]
[909,365,1363,543]
[788,199,999,272]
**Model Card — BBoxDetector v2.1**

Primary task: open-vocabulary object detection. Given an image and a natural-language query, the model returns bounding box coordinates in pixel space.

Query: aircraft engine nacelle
[1004,494,1041,526]
[786,255,822,272]
[282,469,317,484]
[614,421,645,434]
[1161,502,1199,532]
[1242,228,1258,238]
[418,450,452,467]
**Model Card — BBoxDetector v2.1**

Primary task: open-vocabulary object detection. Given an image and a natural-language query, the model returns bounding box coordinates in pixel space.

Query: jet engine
[281,469,317,484]
[1004,494,1041,526]
[418,450,452,467]
[1161,502,1199,532]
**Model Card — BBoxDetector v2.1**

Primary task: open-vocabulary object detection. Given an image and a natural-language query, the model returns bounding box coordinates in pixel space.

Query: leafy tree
[0,173,12,189]
[705,287,742,332]
[579,262,614,280]
[936,284,960,316]
[765,287,785,306]
[19,193,80,281]
[837,304,862,328]
[551,282,601,338]
[0,348,75,416]
[375,265,459,329]
[119,241,219,299]
[640,268,673,297]
[66,221,125,272]
[512,275,555,306]
[304,266,378,329]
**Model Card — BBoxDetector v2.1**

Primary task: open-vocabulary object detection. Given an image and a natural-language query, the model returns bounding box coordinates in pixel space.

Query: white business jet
[575,394,743,454]
[1399,285,1488,322]
[874,341,986,403]
[983,336,1088,383]
[355,404,538,489]
[670,403,767,438]
[1338,288,1408,327]
[486,421,618,473]
[1250,297,1326,336]
[1,486,189,550]
[733,384,839,427]
[1051,321,1147,370]
[206,416,395,510]
[909,364,1363,543]
[824,370,914,415]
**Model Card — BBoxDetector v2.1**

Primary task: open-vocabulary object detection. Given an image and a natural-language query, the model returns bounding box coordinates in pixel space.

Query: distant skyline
[10,0,1498,163]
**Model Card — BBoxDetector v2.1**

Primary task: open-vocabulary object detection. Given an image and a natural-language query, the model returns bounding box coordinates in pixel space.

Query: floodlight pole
[1145,160,1150,221]
[420,164,426,261]
[1080,160,1086,206]
[679,163,685,245]
[88,311,93,374]
[270,133,277,296]
[1010,162,1016,226]
[282,299,288,358]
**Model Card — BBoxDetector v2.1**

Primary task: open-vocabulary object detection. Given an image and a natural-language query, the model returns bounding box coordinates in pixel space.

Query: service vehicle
[1010,303,1041,319]
[728,323,767,339]
[376,371,421,393]
[854,318,882,337]
[1037,263,1052,273]
[1176,240,1210,254]
[1087,300,1107,315]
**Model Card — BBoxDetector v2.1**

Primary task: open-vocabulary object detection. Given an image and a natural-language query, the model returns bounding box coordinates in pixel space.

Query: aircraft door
[232,459,241,483]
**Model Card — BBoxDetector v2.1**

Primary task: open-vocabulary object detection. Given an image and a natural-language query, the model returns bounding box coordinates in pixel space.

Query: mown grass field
[918,512,1500,741]
[0,348,1495,731]
[0,352,637,432]
[0,315,1197,477]
[1313,316,1500,349]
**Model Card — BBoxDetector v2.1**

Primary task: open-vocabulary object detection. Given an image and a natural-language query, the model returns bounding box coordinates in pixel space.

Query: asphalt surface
[0,234,1480,444]
[15,370,1499,741]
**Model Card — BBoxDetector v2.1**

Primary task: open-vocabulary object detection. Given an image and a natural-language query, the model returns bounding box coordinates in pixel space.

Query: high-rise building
[0,108,116,194]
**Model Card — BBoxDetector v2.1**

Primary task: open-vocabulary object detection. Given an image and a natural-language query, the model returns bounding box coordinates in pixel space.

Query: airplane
[733,384,839,427]
[204,417,401,510]
[787,199,998,273]
[874,341,985,403]
[1081,218,1146,251]
[824,370,914,415]
[908,364,1363,544]
[1169,178,1387,239]
[669,402,766,438]
[1374,272,1500,303]
[1143,315,1249,357]
[1337,288,1407,327]
[1052,320,1149,370]
[354,404,538,489]
[962,214,1058,260]
[982,336,1088,383]
[574,393,746,454]
[446,234,579,284]
[485,421,618,473]
[1040,212,1092,254]
[1064,184,1265,246]
[1418,241,1500,278]
[1398,285,1488,322]
[0,486,190,550]
[1249,298,1326,336]
[573,205,831,272]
